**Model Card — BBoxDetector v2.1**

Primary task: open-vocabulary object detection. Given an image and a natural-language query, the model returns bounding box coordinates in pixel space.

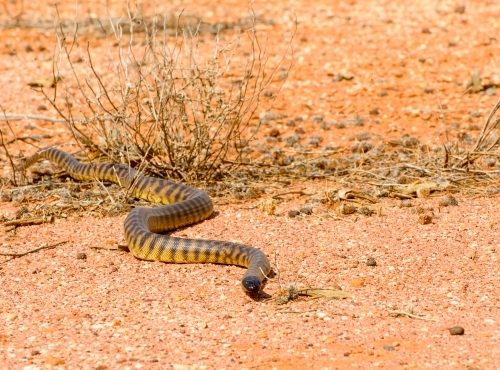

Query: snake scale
[23,148,271,293]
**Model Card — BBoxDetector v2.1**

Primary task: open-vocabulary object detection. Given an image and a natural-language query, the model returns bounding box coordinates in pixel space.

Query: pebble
[418,214,432,225]
[366,258,377,267]
[383,345,395,351]
[485,87,496,96]
[269,128,280,137]
[300,207,312,215]
[399,199,412,208]
[438,195,458,207]
[449,326,465,335]
[76,252,87,260]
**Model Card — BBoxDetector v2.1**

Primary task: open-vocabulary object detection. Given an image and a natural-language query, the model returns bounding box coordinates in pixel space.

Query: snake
[22,147,271,293]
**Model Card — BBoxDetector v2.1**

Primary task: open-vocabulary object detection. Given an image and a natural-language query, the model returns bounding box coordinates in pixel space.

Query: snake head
[241,276,262,293]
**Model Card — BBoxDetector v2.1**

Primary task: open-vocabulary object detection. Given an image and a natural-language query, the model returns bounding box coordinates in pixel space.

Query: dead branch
[3,216,55,227]
[0,240,67,257]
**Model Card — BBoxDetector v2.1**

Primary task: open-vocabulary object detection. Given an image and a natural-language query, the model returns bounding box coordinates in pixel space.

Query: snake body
[23,148,270,293]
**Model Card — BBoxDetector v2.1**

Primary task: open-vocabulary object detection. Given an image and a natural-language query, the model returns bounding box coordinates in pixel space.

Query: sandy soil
[1,0,500,369]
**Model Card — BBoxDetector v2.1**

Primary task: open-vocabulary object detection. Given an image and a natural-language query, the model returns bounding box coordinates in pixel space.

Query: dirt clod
[449,326,465,336]
[418,214,432,225]
[76,252,87,260]
[366,258,377,267]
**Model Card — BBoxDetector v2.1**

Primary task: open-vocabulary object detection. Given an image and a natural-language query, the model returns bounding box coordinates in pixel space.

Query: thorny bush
[43,10,294,183]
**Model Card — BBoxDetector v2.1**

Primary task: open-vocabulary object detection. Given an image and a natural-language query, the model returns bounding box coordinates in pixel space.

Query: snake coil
[22,148,271,293]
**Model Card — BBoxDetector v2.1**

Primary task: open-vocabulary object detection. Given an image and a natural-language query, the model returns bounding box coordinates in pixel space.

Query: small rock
[300,207,312,215]
[358,207,374,216]
[285,120,296,127]
[438,195,458,207]
[343,351,351,357]
[454,5,465,14]
[288,210,300,218]
[418,215,432,225]
[369,108,380,115]
[399,199,412,208]
[366,258,377,267]
[339,203,357,215]
[383,345,396,351]
[485,87,496,96]
[378,90,388,97]
[76,252,87,260]
[449,326,465,335]
[423,87,434,94]
[269,128,280,137]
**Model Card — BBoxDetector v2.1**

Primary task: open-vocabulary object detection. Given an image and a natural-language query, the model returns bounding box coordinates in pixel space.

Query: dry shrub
[42,8,294,183]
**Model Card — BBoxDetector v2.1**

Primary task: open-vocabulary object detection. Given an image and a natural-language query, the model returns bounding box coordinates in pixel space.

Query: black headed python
[22,148,271,293]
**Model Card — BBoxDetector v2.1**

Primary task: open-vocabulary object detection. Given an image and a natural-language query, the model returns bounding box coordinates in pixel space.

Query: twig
[271,190,312,199]
[0,241,67,257]
[387,309,438,321]
[0,114,77,123]
[277,309,316,314]
[3,216,54,227]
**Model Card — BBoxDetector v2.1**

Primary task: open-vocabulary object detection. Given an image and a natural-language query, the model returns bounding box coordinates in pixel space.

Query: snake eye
[242,276,261,293]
